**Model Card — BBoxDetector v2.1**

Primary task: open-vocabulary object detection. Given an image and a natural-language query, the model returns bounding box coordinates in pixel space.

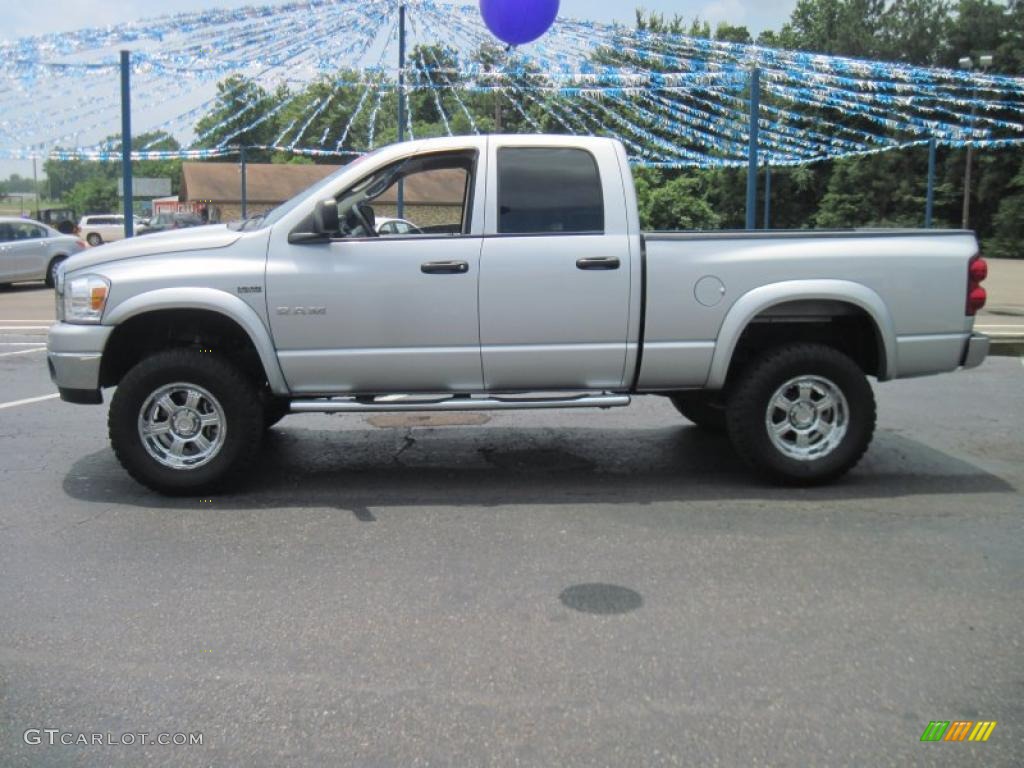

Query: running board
[289,393,631,414]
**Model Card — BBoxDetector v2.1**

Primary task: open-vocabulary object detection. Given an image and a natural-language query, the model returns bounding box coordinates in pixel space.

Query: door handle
[576,257,621,271]
[421,261,470,275]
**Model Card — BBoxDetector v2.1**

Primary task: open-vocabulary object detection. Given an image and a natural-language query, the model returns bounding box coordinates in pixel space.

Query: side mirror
[313,199,339,235]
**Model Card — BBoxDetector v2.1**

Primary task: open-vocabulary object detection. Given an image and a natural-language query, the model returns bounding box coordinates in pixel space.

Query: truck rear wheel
[726,343,876,485]
[669,392,726,432]
[108,349,263,495]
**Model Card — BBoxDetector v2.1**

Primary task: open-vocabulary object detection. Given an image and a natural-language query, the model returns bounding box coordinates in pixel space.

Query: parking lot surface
[1,284,1022,766]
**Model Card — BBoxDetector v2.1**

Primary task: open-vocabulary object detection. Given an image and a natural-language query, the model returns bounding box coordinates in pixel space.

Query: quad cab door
[478,142,635,391]
[266,147,486,395]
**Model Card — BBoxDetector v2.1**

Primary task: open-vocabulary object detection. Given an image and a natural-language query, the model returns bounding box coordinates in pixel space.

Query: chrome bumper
[961,333,990,370]
[47,323,113,401]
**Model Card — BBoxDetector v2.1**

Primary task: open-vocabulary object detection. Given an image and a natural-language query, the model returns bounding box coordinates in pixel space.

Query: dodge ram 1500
[48,135,989,494]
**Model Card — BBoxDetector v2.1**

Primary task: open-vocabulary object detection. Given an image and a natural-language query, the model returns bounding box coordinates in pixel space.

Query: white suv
[78,214,139,246]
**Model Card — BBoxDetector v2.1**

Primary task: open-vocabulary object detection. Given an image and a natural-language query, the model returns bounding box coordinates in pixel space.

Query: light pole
[959,54,993,230]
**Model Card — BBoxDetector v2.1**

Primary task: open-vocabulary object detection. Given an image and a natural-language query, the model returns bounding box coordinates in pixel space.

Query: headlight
[64,275,110,324]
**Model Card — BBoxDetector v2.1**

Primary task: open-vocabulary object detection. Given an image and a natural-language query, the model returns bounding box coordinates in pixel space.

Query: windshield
[230,149,385,231]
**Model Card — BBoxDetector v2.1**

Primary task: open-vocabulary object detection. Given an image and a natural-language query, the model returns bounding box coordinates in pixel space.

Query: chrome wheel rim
[137,383,226,470]
[765,375,849,462]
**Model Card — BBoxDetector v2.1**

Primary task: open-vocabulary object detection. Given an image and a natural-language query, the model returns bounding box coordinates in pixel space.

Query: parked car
[137,212,205,236]
[376,217,423,236]
[77,214,141,246]
[0,217,87,287]
[48,135,989,495]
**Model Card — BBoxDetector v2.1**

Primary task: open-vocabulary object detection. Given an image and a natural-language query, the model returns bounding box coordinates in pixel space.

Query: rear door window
[497,148,604,235]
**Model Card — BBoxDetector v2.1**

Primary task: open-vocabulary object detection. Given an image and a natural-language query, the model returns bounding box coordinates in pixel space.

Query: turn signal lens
[969,257,988,283]
[65,275,111,324]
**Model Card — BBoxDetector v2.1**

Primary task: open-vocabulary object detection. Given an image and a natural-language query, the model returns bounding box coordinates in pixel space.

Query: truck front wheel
[726,343,876,485]
[669,392,726,432]
[108,349,263,495]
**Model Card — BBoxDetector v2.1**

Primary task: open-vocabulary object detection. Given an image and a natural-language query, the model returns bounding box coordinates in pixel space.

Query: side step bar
[289,393,631,414]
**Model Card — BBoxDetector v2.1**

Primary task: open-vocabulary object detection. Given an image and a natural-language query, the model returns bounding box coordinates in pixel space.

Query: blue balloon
[479,0,559,47]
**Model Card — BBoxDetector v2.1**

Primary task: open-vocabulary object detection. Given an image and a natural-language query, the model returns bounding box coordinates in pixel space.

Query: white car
[77,214,141,246]
[376,217,423,236]
[0,217,87,287]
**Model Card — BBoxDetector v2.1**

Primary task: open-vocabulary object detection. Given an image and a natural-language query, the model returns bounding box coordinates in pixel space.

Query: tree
[778,0,886,57]
[193,76,282,161]
[985,151,1024,258]
[715,23,753,45]
[634,169,721,229]
[943,0,1007,68]
[66,177,119,215]
[878,0,952,65]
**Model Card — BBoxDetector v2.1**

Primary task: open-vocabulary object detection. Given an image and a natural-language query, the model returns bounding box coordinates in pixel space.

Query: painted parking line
[0,326,50,331]
[0,347,46,358]
[0,342,48,346]
[0,393,59,411]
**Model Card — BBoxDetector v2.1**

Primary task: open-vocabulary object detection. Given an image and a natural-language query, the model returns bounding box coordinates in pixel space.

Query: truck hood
[62,225,242,272]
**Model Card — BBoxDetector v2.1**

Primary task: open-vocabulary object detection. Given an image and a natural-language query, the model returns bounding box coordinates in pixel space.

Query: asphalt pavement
[1,283,1022,767]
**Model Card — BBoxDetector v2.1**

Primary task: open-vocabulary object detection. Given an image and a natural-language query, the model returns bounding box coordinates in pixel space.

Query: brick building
[178,162,466,229]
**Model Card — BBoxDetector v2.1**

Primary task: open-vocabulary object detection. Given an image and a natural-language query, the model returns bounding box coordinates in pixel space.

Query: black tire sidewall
[669,393,727,432]
[45,257,64,288]
[109,350,262,495]
[727,345,876,484]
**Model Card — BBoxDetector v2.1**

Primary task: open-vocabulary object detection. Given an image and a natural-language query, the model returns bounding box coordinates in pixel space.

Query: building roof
[180,162,467,206]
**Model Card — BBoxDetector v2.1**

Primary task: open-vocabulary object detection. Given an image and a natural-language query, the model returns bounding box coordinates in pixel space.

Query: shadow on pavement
[61,423,1015,512]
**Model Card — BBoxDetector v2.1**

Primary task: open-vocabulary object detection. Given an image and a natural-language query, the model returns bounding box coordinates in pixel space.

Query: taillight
[966,254,988,316]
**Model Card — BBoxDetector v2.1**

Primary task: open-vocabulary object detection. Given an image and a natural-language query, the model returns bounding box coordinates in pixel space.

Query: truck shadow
[61,423,1015,512]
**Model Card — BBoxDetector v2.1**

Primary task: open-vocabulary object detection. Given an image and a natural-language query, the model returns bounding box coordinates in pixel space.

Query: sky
[3,1,795,41]
[1,1,797,180]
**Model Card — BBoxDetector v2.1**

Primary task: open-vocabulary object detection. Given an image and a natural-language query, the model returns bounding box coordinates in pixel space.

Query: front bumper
[961,332,990,370]
[47,323,114,403]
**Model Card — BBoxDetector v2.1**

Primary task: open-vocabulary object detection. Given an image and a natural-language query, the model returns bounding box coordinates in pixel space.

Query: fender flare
[103,287,290,395]
[706,279,897,389]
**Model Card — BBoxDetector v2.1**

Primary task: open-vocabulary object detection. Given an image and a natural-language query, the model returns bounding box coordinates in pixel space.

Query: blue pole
[397,3,406,219]
[763,165,771,230]
[745,67,760,231]
[240,145,248,219]
[120,50,134,237]
[925,136,936,228]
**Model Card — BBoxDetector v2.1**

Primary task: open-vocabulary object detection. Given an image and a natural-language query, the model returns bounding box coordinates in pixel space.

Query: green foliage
[714,23,753,45]
[193,76,281,162]
[66,176,119,215]
[0,173,43,195]
[43,131,182,214]
[634,169,720,229]
[985,153,1024,259]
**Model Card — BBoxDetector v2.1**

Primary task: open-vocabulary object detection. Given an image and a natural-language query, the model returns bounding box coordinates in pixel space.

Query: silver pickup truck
[47,135,990,494]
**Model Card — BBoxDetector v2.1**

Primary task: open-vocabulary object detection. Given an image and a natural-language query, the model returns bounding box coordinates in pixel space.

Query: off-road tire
[726,343,876,485]
[669,392,727,432]
[109,349,263,495]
